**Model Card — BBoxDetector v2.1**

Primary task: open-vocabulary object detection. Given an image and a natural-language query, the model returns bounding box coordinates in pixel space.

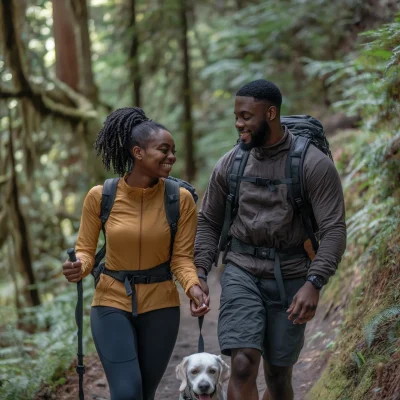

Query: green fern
[364,306,400,348]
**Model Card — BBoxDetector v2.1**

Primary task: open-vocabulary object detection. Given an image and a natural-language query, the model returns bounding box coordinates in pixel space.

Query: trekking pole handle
[67,248,77,263]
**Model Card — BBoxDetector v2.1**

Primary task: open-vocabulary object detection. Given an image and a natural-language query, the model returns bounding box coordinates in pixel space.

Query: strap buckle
[143,276,152,284]
[295,197,304,208]
[226,193,235,204]
[255,178,276,192]
[255,247,275,260]
[124,276,133,296]
[76,364,86,375]
[255,177,268,186]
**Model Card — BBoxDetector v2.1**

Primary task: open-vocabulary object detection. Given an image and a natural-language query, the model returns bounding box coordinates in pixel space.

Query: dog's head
[176,353,230,400]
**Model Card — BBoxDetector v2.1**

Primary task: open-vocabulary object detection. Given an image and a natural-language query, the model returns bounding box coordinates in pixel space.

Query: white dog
[176,352,230,400]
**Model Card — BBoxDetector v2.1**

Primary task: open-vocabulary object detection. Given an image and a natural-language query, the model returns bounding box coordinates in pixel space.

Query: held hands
[62,258,82,282]
[287,281,320,324]
[189,285,210,317]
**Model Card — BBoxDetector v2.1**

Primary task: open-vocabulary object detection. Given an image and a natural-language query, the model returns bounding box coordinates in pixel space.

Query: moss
[309,127,400,400]
[352,367,374,400]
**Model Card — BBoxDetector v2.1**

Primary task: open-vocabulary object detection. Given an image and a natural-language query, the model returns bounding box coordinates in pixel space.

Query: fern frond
[364,306,400,348]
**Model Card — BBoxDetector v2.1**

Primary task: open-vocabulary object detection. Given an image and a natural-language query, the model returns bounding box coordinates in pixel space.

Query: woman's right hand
[189,285,210,317]
[62,258,82,282]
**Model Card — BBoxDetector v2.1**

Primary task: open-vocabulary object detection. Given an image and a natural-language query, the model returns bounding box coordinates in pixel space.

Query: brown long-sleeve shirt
[76,177,200,314]
[194,129,346,282]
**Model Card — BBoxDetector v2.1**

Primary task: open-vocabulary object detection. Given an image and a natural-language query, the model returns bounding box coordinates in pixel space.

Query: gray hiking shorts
[218,263,307,366]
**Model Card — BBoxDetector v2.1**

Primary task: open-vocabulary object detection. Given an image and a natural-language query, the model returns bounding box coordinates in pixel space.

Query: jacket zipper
[136,191,144,307]
[139,191,143,270]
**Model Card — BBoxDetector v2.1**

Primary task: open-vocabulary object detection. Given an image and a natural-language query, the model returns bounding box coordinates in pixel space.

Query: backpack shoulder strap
[93,178,120,282]
[164,178,181,257]
[100,178,120,226]
[217,146,250,263]
[286,136,309,208]
[286,136,319,252]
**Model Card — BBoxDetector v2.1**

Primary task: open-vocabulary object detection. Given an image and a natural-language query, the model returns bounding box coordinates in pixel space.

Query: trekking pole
[67,248,85,400]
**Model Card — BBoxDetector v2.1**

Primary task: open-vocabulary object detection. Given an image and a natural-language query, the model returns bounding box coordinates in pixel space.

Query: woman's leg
[134,306,180,400]
[91,306,142,400]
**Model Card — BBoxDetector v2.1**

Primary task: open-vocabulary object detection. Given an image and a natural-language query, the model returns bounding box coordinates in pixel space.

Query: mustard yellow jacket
[76,177,200,314]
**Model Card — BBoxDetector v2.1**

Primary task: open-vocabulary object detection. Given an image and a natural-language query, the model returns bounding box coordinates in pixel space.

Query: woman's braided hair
[95,107,167,176]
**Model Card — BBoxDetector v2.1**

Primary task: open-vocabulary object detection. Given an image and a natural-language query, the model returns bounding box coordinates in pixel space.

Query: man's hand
[189,284,210,317]
[287,281,320,324]
[62,258,82,282]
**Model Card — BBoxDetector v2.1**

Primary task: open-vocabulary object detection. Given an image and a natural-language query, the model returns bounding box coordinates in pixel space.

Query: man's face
[234,96,271,149]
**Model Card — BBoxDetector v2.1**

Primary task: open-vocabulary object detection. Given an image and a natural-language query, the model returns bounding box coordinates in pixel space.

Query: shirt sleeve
[170,188,201,297]
[75,186,102,278]
[304,150,347,281]
[194,156,229,273]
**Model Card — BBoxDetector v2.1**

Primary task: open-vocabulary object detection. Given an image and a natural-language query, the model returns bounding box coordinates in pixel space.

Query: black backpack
[217,114,333,262]
[91,176,198,286]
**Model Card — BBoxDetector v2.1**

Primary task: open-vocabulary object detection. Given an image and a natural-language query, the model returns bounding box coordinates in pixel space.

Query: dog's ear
[216,355,230,385]
[176,356,189,392]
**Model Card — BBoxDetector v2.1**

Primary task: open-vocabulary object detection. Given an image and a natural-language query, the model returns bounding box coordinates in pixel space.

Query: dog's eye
[209,369,217,374]
[190,370,198,375]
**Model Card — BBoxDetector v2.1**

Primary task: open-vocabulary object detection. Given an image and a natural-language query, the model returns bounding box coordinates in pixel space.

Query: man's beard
[239,119,270,150]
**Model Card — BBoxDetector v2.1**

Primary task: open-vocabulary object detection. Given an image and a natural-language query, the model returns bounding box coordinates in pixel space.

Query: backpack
[91,176,198,286]
[217,114,333,263]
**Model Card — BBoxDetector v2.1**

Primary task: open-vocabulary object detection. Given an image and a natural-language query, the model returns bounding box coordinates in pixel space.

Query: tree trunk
[179,0,196,182]
[129,0,141,107]
[8,115,40,307]
[52,0,79,91]
[1,0,41,111]
[71,0,99,103]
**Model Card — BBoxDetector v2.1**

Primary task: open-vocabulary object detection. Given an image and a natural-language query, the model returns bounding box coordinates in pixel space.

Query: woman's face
[133,129,176,178]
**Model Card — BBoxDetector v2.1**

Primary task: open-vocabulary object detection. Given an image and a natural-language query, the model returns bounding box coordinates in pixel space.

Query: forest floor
[37,267,343,400]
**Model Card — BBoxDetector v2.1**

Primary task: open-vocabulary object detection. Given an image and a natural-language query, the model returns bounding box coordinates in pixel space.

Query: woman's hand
[189,285,210,317]
[62,258,82,282]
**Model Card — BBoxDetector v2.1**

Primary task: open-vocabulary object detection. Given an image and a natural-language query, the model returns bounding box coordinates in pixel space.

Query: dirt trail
[45,269,340,400]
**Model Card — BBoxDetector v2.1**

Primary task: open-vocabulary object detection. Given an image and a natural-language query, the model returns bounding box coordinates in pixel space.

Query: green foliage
[364,306,400,348]
[305,14,400,129]
[1,1,400,398]
[309,13,400,400]
[0,279,94,399]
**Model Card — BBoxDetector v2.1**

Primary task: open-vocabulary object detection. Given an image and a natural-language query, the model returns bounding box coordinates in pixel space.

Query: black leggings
[90,306,180,400]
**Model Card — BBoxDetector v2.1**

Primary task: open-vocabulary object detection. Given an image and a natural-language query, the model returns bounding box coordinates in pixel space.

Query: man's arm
[287,149,346,324]
[194,156,230,275]
[305,149,347,282]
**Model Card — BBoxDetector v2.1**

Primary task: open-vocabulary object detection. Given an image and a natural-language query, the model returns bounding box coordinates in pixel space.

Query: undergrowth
[308,14,400,400]
[308,130,400,400]
[0,278,94,400]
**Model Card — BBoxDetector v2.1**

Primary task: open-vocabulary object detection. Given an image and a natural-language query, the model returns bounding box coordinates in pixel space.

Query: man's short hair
[236,79,282,109]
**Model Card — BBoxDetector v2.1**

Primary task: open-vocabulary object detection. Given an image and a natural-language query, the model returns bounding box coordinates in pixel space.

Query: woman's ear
[176,356,189,392]
[132,145,143,161]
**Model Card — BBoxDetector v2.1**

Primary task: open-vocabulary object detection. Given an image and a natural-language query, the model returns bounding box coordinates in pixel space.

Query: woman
[62,107,210,400]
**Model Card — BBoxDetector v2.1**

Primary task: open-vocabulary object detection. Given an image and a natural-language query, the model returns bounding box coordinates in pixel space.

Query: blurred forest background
[0,0,400,399]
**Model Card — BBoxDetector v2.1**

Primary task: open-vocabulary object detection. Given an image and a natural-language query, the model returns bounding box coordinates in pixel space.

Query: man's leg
[261,277,308,400]
[228,348,261,400]
[217,264,266,400]
[262,362,293,400]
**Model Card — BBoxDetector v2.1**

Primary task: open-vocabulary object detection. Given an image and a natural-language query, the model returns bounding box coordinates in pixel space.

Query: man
[191,79,346,400]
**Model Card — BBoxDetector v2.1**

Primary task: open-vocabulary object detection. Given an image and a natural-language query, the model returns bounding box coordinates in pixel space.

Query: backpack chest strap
[103,262,172,317]
[235,175,299,192]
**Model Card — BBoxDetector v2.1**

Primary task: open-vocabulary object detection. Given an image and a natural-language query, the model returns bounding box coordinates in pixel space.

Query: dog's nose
[198,380,211,393]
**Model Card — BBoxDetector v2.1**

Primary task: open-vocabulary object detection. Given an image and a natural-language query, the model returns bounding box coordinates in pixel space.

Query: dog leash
[67,248,85,400]
[198,315,204,353]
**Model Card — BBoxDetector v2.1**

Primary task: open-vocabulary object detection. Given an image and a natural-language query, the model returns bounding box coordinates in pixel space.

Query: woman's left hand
[189,285,210,317]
